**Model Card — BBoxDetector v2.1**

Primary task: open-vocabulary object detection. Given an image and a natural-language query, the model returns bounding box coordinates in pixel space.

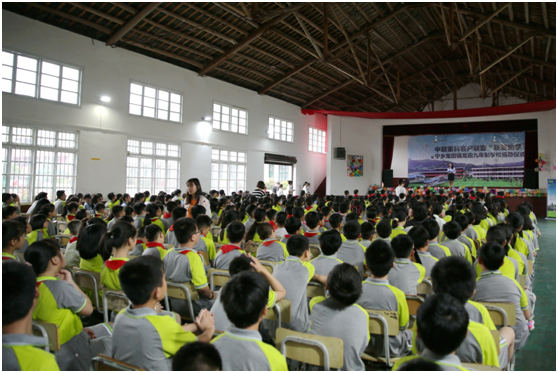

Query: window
[212,102,247,134]
[128,82,182,122]
[309,127,326,153]
[268,116,293,142]
[211,148,246,195]
[264,164,292,190]
[126,139,180,195]
[2,125,78,202]
[2,50,81,105]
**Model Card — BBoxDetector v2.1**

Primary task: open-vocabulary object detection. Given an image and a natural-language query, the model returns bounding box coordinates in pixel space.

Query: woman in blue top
[447,162,456,189]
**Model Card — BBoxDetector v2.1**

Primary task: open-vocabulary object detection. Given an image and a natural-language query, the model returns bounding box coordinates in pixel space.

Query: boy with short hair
[256,223,289,262]
[2,261,60,370]
[388,235,425,295]
[2,220,25,261]
[194,215,217,263]
[54,190,66,215]
[478,225,519,282]
[244,205,257,231]
[357,240,412,358]
[464,211,479,240]
[112,256,215,370]
[442,221,472,263]
[328,213,346,242]
[107,205,125,231]
[95,203,107,221]
[280,216,302,244]
[130,227,147,256]
[303,211,321,245]
[274,211,288,237]
[214,222,246,270]
[172,342,222,371]
[360,221,375,248]
[407,227,438,277]
[309,263,369,371]
[311,229,343,276]
[142,224,167,258]
[321,206,332,230]
[452,214,476,257]
[336,220,366,276]
[2,206,18,221]
[165,207,187,246]
[422,218,451,259]
[133,203,146,230]
[63,219,83,268]
[162,201,177,230]
[375,219,392,242]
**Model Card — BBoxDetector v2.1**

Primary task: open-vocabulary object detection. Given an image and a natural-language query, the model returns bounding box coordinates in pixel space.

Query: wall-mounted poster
[547,179,556,219]
[347,155,363,177]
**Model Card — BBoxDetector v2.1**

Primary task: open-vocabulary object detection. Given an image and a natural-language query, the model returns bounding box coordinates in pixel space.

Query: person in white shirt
[287,181,294,195]
[276,185,284,197]
[395,179,407,198]
[447,162,456,189]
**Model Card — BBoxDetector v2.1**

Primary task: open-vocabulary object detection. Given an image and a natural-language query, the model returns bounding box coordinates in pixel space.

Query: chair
[309,244,322,258]
[527,260,534,275]
[462,362,500,371]
[307,281,326,298]
[57,220,68,234]
[519,275,526,288]
[102,289,132,323]
[32,320,60,352]
[259,260,278,274]
[57,233,72,248]
[263,298,291,329]
[210,227,221,240]
[479,302,516,327]
[244,241,259,255]
[276,328,344,371]
[416,279,432,297]
[361,309,401,367]
[73,267,103,313]
[208,268,230,291]
[405,295,424,317]
[473,239,481,255]
[166,281,199,321]
[490,330,501,355]
[199,251,210,266]
[91,354,144,371]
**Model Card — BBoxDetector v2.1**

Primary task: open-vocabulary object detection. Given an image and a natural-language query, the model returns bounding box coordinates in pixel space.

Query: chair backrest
[306,281,326,298]
[32,320,60,352]
[518,275,526,288]
[57,221,68,233]
[91,354,144,371]
[166,281,200,301]
[58,234,72,247]
[104,290,131,314]
[462,362,500,371]
[199,251,210,266]
[527,260,534,275]
[208,268,230,290]
[405,295,424,317]
[366,309,400,337]
[259,260,278,274]
[416,279,432,296]
[73,267,101,291]
[479,302,516,326]
[276,327,344,370]
[263,298,291,324]
[245,241,259,254]
[309,244,321,258]
[211,226,221,239]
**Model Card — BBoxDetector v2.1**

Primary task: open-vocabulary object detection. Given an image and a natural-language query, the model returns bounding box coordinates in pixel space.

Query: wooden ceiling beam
[68,2,124,25]
[302,80,354,107]
[183,3,249,37]
[293,12,323,59]
[255,3,308,23]
[214,3,259,27]
[122,38,203,68]
[490,64,534,95]
[28,3,112,34]
[453,2,510,46]
[479,36,554,74]
[126,28,213,60]
[259,59,315,94]
[107,2,161,45]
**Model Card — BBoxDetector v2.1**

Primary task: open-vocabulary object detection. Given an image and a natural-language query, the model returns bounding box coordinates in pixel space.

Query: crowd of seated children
[62,219,83,268]
[256,222,289,262]
[388,234,426,295]
[310,229,343,277]
[336,220,367,276]
[422,218,451,259]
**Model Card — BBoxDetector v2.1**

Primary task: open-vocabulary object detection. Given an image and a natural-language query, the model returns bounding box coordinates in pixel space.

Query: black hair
[120,216,134,224]
[75,209,88,221]
[256,223,274,240]
[391,209,408,229]
[196,215,213,231]
[226,221,245,243]
[276,211,287,226]
[318,230,342,256]
[406,227,428,254]
[398,359,443,371]
[478,242,505,271]
[365,207,377,220]
[327,263,362,305]
[185,178,203,205]
[360,222,375,240]
[95,203,105,213]
[246,209,266,241]
[431,203,443,216]
[2,261,38,325]
[266,209,277,222]
[99,222,137,261]
[305,211,320,229]
[431,256,476,304]
[145,224,163,242]
[31,199,51,217]
[339,202,349,214]
[391,234,414,258]
[56,190,65,199]
[191,205,207,220]
[109,205,124,219]
[284,217,302,235]
[67,220,82,236]
[421,218,440,240]
[166,201,177,214]
[120,256,164,305]
[77,224,107,260]
[29,214,48,231]
[470,202,487,226]
[343,220,361,240]
[417,293,468,355]
[286,235,309,257]
[229,255,256,276]
[172,207,187,222]
[221,271,269,328]
[143,204,162,227]
[329,214,343,229]
[2,220,24,249]
[38,204,54,218]
[2,193,12,203]
[365,240,394,277]
[172,342,222,371]
[2,206,18,220]
[133,203,146,216]
[292,207,304,220]
[24,239,61,275]
[442,221,461,240]
[486,225,506,246]
[453,214,469,232]
[174,217,198,245]
[376,218,392,239]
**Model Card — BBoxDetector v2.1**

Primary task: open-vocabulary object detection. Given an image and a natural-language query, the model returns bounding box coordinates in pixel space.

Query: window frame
[211,101,249,135]
[268,115,294,143]
[128,80,183,124]
[210,148,247,195]
[308,127,327,154]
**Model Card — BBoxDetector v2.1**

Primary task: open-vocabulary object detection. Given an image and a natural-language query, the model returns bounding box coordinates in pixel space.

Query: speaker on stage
[524,168,538,189]
[335,147,346,160]
[382,169,394,188]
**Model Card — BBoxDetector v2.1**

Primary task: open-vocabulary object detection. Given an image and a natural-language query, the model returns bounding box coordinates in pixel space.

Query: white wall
[2,10,327,197]
[392,136,409,178]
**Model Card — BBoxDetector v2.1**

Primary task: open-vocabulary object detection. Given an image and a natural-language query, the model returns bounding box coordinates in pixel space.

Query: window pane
[130,83,143,95]
[58,132,76,148]
[143,107,155,118]
[169,112,180,122]
[60,91,78,104]
[42,61,60,76]
[11,127,33,145]
[3,51,14,66]
[2,127,9,143]
[2,78,12,93]
[171,93,181,103]
[17,56,38,71]
[16,69,37,84]
[62,66,79,81]
[37,130,56,147]
[41,74,59,89]
[158,90,169,101]
[141,141,153,155]
[129,104,142,115]
[14,81,35,97]
[144,86,156,98]
[3,65,13,79]
[40,86,58,101]
[156,143,167,156]
[61,78,79,92]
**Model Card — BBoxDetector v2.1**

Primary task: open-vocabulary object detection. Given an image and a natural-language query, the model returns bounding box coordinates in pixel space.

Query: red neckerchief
[284,234,292,239]
[305,206,313,211]
[136,239,144,245]
[146,242,166,250]
[152,217,160,222]
[220,244,243,254]
[2,256,14,261]
[324,219,329,223]
[105,259,128,270]
[354,194,358,197]
[69,237,78,244]
[412,194,416,197]
[304,231,319,237]
[67,214,75,221]
[373,217,380,223]
[269,221,277,230]
[470,197,476,200]
[95,213,103,219]
[262,240,279,247]
[287,214,293,218]
[169,225,174,232]
[163,212,172,219]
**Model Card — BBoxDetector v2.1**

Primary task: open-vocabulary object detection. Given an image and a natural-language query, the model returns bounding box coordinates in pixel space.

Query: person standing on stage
[447,163,456,189]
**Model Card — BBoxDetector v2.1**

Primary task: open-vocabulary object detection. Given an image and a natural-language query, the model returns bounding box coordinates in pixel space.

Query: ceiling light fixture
[100,96,111,103]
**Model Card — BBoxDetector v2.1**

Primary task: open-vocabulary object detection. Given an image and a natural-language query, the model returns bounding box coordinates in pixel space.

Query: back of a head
[119,256,164,305]
[256,222,273,240]
[3,261,37,325]
[431,256,476,304]
[360,222,375,241]
[145,224,163,242]
[229,255,255,276]
[77,223,107,260]
[376,218,392,239]
[100,221,137,261]
[407,227,429,250]
[3,220,24,249]
[442,221,461,240]
[3,205,18,220]
[479,242,506,271]
[226,221,245,243]
[196,215,213,231]
[327,263,362,305]
[24,239,61,275]
[417,293,468,356]
[173,217,197,245]
[172,207,187,222]
[411,203,428,221]
[453,214,469,231]
[339,202,349,214]
[29,214,47,231]
[67,219,82,236]
[172,342,222,371]
[366,207,377,220]
[221,271,268,328]
[421,218,440,240]
[286,235,309,257]
[191,205,207,220]
[276,211,287,226]
[329,213,343,229]
[391,234,414,258]
[305,211,320,229]
[365,240,394,277]
[343,220,361,240]
[318,230,342,256]
[431,203,443,216]
[292,207,304,219]
[486,225,506,246]
[284,217,301,234]
[397,358,443,371]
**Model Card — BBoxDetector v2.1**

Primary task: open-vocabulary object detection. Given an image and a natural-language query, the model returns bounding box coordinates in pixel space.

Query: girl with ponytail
[390,209,408,239]
[99,222,137,290]
[143,203,165,234]
[246,208,266,243]
[219,210,239,244]
[506,213,534,261]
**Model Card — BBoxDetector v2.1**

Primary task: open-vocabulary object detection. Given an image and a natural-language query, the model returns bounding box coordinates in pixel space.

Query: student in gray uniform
[359,222,375,249]
[272,235,327,332]
[280,216,302,244]
[133,203,146,230]
[112,256,215,370]
[422,218,451,259]
[214,222,246,270]
[107,206,125,232]
[54,190,66,215]
[165,207,187,247]
[442,222,472,263]
[328,213,344,238]
[357,240,412,358]
[431,256,515,369]
[311,230,343,276]
[464,211,479,240]
[309,263,369,371]
[211,271,288,371]
[375,218,392,242]
[473,243,531,350]
[162,201,177,231]
[335,221,366,276]
[388,235,425,295]
[130,226,147,256]
[244,205,257,231]
[256,223,289,262]
[303,211,322,245]
[321,206,333,230]
[392,293,471,371]
[408,227,438,277]
[172,342,222,371]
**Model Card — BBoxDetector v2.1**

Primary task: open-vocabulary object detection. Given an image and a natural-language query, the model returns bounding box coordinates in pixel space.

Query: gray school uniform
[272,256,314,332]
[473,270,530,350]
[214,245,244,270]
[443,239,468,258]
[130,242,146,256]
[323,221,332,230]
[161,217,173,232]
[417,251,438,277]
[465,226,478,240]
[387,258,425,295]
[427,242,451,260]
[244,218,255,231]
[377,236,392,243]
[133,216,144,230]
[397,349,469,371]
[359,239,373,250]
[2,334,58,370]
[107,218,119,231]
[458,235,474,254]
[520,236,535,261]
[309,297,369,371]
[256,239,288,262]
[54,199,64,215]
[357,278,412,357]
[336,239,366,276]
[310,254,343,277]
[63,241,80,268]
[304,230,321,245]
[512,248,531,289]
[46,220,56,237]
[318,226,327,233]
[280,235,294,244]
[165,229,177,246]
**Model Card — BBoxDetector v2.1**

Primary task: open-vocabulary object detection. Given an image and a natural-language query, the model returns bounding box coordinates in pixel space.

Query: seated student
[191,204,207,220]
[112,256,215,371]
[388,235,425,295]
[130,226,148,256]
[172,342,222,371]
[321,206,333,230]
[470,203,488,241]
[292,206,306,231]
[193,215,217,262]
[310,263,369,371]
[507,213,534,261]
[107,206,125,231]
[144,204,166,235]
[430,257,515,369]
[476,225,519,282]
[2,205,18,221]
[311,230,343,276]
[214,222,246,270]
[463,211,479,240]
[2,261,60,370]
[422,218,451,259]
[244,205,257,231]
[408,227,437,277]
[339,202,350,222]
[272,235,327,332]
[38,204,57,238]
[63,219,83,268]
[336,220,367,276]
[303,211,321,245]
[328,213,346,242]
[501,224,530,288]
[26,214,50,247]
[274,211,288,237]
[133,203,146,230]
[25,239,112,370]
[142,225,167,258]
[211,271,288,371]
[473,242,531,350]
[266,209,278,231]
[78,223,108,272]
[375,218,393,242]
[358,240,411,358]
[95,203,108,221]
[166,207,187,246]
[211,255,286,333]
[162,201,177,231]
[100,222,136,290]
[450,214,476,257]
[360,222,375,247]
[280,216,302,244]
[390,209,408,239]
[12,216,31,253]
[2,220,25,261]
[255,223,289,262]
[442,222,472,263]
[392,294,471,371]
[246,208,266,244]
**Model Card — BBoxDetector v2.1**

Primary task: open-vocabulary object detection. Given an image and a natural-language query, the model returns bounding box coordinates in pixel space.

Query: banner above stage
[408,132,525,187]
